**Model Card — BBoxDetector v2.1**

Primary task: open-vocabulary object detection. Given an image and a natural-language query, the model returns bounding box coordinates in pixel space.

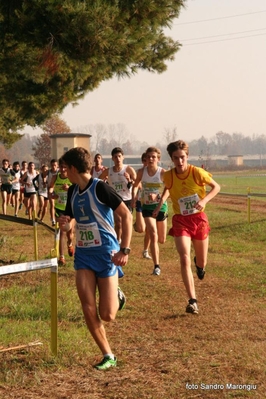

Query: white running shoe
[186,300,199,314]
[152,266,161,276]
[143,250,152,259]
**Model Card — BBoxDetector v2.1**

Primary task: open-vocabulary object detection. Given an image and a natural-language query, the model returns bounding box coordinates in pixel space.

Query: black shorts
[142,209,168,222]
[38,194,49,200]
[1,184,12,194]
[124,200,133,214]
[24,191,37,198]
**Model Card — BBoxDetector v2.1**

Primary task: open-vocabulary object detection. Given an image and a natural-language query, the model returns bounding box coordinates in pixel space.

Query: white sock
[104,353,114,360]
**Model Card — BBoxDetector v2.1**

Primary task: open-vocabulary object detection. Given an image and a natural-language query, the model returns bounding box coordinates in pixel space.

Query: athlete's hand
[152,205,160,218]
[124,172,131,182]
[112,251,128,267]
[58,215,71,230]
[194,200,205,211]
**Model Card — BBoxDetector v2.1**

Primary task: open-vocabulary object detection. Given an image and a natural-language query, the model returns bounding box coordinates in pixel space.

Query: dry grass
[0,195,266,398]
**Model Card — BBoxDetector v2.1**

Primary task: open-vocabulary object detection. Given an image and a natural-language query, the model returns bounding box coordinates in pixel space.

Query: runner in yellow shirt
[153,140,220,314]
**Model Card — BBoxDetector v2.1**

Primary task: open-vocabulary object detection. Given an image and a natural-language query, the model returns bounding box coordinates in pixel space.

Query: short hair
[141,152,147,162]
[167,141,189,158]
[61,147,92,173]
[94,153,102,161]
[58,157,65,166]
[145,147,161,159]
[111,147,123,157]
[13,161,20,167]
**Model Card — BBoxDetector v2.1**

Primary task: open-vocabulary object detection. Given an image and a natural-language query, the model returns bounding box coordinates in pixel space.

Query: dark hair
[13,161,20,167]
[58,157,65,166]
[167,140,189,158]
[94,153,102,161]
[50,159,57,164]
[111,147,123,157]
[61,147,92,173]
[141,152,147,162]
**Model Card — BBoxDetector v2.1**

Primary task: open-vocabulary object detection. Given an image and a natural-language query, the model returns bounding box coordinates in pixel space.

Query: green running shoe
[94,356,117,370]
[118,286,126,310]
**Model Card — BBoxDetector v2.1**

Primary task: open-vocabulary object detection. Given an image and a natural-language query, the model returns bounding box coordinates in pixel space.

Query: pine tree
[0,0,185,144]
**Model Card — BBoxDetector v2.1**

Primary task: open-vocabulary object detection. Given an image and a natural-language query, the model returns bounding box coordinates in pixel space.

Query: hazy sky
[24,0,266,144]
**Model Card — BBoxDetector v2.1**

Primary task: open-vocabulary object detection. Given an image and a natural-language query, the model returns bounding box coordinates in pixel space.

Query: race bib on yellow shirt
[178,194,200,216]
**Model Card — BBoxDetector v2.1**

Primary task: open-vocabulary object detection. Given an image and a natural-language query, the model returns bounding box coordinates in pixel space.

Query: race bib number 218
[76,222,102,247]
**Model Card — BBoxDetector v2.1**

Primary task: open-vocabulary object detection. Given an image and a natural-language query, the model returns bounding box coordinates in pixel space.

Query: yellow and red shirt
[164,165,213,215]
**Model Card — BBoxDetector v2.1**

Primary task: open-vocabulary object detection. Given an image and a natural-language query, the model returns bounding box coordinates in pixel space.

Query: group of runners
[0,157,76,266]
[0,158,57,220]
[1,141,220,370]
[57,142,220,370]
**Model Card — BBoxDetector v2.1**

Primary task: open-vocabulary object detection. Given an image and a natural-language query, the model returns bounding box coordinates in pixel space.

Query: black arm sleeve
[64,185,75,218]
[95,180,123,211]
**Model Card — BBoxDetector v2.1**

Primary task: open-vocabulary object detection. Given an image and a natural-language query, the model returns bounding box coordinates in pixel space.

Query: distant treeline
[2,130,266,167]
[188,131,266,157]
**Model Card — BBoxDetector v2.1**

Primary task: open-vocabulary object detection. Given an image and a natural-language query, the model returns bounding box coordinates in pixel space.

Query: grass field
[213,171,266,196]
[1,173,266,398]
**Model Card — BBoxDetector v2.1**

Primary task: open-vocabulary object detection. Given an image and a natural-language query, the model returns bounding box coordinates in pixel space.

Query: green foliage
[0,0,185,144]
